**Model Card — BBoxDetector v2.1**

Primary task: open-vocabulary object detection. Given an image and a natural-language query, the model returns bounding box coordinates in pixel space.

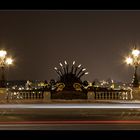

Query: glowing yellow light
[78,64,81,68]
[82,68,86,71]
[6,58,13,65]
[59,63,63,67]
[125,57,133,65]
[0,50,7,58]
[85,72,89,75]
[64,60,67,65]
[132,49,140,57]
[73,61,75,65]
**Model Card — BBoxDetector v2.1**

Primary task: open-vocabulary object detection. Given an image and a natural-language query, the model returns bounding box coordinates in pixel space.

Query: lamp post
[0,50,13,88]
[125,47,140,87]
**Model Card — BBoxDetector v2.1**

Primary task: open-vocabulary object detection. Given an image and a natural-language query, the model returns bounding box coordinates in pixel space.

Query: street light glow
[0,49,14,88]
[125,57,133,65]
[6,58,13,65]
[0,50,7,58]
[125,46,140,87]
[132,49,140,57]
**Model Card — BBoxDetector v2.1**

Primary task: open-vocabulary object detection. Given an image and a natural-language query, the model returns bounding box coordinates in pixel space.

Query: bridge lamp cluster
[125,47,140,87]
[0,50,14,88]
[125,48,140,66]
[0,50,13,66]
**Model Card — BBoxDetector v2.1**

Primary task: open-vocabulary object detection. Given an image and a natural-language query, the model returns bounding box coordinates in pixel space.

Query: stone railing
[87,88,132,100]
[6,89,51,100]
[5,87,133,101]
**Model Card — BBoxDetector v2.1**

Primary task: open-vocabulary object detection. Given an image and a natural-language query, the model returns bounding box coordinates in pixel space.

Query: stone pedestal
[44,91,51,100]
[132,87,140,100]
[87,91,95,100]
[0,88,7,100]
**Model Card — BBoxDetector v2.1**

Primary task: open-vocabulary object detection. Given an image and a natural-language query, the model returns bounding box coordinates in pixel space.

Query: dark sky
[0,10,140,82]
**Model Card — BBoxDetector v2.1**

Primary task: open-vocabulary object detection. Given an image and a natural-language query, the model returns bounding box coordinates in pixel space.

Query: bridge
[6,87,132,101]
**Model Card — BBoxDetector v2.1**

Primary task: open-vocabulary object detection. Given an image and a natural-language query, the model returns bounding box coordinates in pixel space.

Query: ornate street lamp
[0,50,13,88]
[125,47,140,87]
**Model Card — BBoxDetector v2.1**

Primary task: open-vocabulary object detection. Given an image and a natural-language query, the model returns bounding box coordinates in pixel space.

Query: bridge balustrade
[7,89,45,100]
[93,89,132,100]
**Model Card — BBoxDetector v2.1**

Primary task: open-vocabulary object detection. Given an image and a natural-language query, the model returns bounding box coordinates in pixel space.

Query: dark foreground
[0,103,140,130]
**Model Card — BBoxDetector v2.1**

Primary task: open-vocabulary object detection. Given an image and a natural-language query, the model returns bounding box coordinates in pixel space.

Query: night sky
[0,10,140,83]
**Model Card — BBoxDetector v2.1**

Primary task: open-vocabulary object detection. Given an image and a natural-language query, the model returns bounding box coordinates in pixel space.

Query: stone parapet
[132,87,140,100]
[43,91,51,100]
[87,91,95,100]
[0,88,7,100]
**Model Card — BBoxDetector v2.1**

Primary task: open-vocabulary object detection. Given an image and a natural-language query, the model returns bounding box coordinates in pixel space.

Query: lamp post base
[0,88,7,100]
[0,80,6,88]
[132,87,140,100]
[132,68,139,87]
[132,80,139,87]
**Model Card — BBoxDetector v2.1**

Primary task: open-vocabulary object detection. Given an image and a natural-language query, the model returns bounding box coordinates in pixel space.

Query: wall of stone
[132,87,140,100]
[0,88,7,100]
[44,91,51,100]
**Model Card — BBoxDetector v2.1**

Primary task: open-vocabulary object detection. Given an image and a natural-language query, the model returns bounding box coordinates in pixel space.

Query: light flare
[0,50,7,58]
[132,49,140,57]
[125,57,133,65]
[6,58,13,65]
